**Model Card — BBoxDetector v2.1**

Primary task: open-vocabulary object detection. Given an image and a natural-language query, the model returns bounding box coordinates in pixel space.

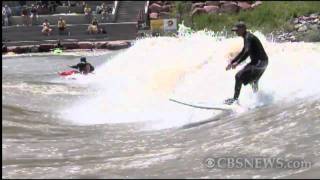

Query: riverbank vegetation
[171,1,320,40]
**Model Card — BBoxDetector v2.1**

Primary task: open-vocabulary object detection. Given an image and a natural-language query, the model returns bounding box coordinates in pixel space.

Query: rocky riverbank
[2,40,131,54]
[273,13,320,42]
[190,1,262,16]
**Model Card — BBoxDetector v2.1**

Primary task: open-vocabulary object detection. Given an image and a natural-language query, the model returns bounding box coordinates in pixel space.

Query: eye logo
[167,20,173,27]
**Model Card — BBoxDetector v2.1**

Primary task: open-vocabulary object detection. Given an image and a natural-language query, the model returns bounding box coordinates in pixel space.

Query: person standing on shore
[30,4,38,25]
[21,6,30,26]
[84,3,92,23]
[2,4,12,26]
[57,17,67,35]
[54,39,64,49]
[225,22,269,105]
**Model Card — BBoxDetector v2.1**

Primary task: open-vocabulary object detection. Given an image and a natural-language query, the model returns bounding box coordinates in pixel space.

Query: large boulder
[309,24,319,31]
[152,1,164,6]
[205,1,221,6]
[17,45,32,54]
[39,44,55,52]
[219,2,239,13]
[192,2,205,10]
[30,45,39,53]
[294,23,303,30]
[78,42,93,49]
[12,46,24,54]
[161,5,171,12]
[251,1,262,8]
[238,2,252,10]
[104,41,131,50]
[95,42,108,49]
[7,46,16,53]
[297,25,308,32]
[191,7,207,16]
[63,42,79,50]
[2,45,8,53]
[243,1,255,4]
[219,1,228,5]
[203,5,219,14]
[164,1,172,6]
[149,3,162,13]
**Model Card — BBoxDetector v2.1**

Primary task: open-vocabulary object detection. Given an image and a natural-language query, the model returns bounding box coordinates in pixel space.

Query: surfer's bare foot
[251,81,259,93]
[224,98,237,105]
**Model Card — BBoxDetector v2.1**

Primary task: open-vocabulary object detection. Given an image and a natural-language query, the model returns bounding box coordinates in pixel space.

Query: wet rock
[182,1,263,19]
[309,24,319,31]
[220,2,239,13]
[289,35,296,41]
[203,5,220,14]
[149,3,162,13]
[297,25,308,32]
[63,43,79,49]
[219,1,228,5]
[153,1,164,6]
[238,2,252,10]
[251,1,262,8]
[301,16,310,21]
[192,2,205,10]
[78,42,93,49]
[294,23,303,29]
[95,42,108,49]
[30,45,39,53]
[205,1,220,6]
[244,1,256,4]
[275,12,320,42]
[2,45,8,53]
[191,8,207,16]
[310,13,319,19]
[12,46,24,53]
[104,41,131,50]
[7,46,16,53]
[39,44,54,52]
[161,5,171,12]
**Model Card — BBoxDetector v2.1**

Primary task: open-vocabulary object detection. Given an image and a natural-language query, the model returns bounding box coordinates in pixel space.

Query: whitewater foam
[61,27,320,130]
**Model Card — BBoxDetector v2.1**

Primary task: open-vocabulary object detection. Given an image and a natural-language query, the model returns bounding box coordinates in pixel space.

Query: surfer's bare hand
[231,62,238,69]
[226,61,237,70]
[226,63,232,71]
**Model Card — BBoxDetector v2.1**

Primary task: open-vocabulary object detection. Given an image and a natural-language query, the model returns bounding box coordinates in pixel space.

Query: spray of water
[61,24,320,130]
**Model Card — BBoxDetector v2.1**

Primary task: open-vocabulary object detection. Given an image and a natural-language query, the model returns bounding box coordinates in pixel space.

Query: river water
[2,30,320,178]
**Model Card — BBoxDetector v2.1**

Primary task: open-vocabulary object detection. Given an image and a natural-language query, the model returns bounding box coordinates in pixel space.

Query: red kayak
[58,70,79,76]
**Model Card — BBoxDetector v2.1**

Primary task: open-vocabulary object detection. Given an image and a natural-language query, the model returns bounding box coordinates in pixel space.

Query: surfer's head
[80,57,86,63]
[232,21,247,36]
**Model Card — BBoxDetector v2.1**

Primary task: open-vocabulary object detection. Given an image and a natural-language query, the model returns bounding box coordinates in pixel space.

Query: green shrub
[173,1,320,34]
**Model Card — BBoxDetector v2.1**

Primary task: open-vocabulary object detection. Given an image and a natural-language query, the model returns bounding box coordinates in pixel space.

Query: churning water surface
[2,29,320,178]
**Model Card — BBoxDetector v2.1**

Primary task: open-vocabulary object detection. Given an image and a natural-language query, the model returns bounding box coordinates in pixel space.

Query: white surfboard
[169,98,241,111]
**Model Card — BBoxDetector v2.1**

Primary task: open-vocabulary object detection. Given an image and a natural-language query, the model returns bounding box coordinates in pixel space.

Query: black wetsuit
[230,32,268,100]
[70,62,94,74]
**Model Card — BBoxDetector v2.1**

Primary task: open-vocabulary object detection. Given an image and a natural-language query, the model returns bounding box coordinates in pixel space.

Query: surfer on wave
[225,22,269,105]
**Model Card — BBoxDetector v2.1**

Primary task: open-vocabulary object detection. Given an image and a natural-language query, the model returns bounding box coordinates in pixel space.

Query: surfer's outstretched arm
[227,46,249,70]
[69,64,78,69]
